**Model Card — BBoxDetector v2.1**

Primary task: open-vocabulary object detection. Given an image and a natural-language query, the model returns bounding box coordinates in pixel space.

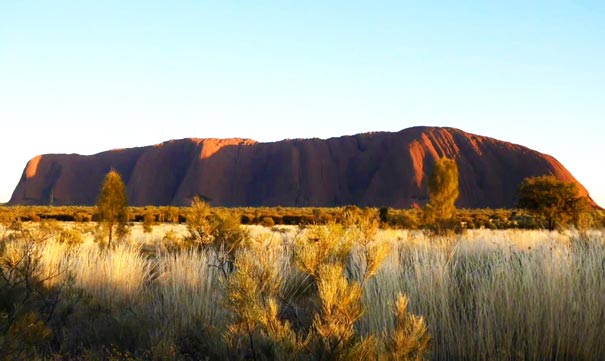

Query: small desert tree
[97,169,129,247]
[142,207,156,233]
[424,157,459,232]
[185,196,216,247]
[185,197,247,275]
[518,175,589,230]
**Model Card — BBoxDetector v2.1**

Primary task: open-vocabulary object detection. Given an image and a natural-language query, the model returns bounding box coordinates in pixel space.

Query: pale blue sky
[1,1,603,205]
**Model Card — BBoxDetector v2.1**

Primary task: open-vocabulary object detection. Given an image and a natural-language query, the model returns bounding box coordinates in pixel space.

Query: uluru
[8,126,593,208]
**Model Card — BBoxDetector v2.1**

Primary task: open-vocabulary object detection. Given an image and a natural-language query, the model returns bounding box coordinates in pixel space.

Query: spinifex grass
[364,229,605,360]
[2,222,604,359]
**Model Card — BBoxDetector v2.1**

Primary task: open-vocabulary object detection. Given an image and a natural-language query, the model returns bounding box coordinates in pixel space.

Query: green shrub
[240,214,254,224]
[73,212,92,222]
[261,216,275,227]
[390,210,421,229]
[142,208,156,233]
[58,228,84,245]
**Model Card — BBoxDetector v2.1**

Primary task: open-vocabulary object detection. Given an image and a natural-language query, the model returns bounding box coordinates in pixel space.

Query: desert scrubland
[1,216,604,360]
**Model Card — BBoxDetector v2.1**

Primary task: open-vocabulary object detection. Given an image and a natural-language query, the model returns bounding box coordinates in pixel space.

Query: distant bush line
[1,205,604,230]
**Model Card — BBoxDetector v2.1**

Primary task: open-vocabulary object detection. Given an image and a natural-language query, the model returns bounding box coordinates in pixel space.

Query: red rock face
[8,127,594,208]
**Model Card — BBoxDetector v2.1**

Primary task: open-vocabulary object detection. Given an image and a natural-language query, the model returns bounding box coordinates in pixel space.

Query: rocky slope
[9,127,593,208]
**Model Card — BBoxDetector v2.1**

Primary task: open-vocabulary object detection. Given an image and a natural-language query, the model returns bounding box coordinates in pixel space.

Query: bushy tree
[184,197,248,275]
[518,175,589,230]
[185,196,216,247]
[424,157,459,232]
[142,207,156,233]
[97,170,129,247]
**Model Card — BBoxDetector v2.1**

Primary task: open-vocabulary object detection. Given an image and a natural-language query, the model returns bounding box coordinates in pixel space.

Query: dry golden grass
[2,222,604,359]
[362,229,605,360]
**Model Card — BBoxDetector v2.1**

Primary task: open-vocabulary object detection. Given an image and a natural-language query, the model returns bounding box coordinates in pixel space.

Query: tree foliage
[517,175,589,230]
[142,207,156,234]
[96,170,129,247]
[224,212,430,360]
[186,196,216,247]
[185,197,248,275]
[424,157,459,231]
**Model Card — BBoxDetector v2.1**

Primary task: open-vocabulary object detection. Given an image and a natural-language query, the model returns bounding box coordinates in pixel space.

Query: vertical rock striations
[8,127,594,208]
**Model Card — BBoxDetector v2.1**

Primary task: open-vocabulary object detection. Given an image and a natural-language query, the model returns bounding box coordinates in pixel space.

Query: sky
[0,1,603,206]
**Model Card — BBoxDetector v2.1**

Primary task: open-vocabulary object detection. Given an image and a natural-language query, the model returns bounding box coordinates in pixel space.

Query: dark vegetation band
[2,205,605,230]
